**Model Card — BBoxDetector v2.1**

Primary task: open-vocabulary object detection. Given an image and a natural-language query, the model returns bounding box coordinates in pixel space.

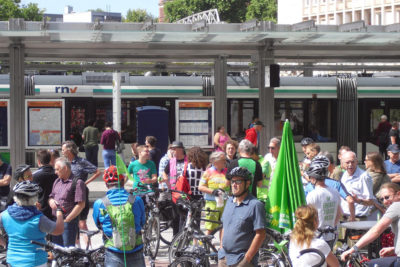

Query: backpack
[172,161,191,204]
[100,195,141,250]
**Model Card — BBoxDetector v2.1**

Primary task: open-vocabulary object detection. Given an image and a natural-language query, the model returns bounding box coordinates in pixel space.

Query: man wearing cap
[162,141,187,235]
[385,144,400,185]
[0,155,11,210]
[6,164,33,207]
[244,121,263,147]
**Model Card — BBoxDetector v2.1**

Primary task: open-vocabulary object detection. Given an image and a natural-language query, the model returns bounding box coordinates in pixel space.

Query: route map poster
[26,100,65,147]
[175,100,214,148]
[0,100,9,148]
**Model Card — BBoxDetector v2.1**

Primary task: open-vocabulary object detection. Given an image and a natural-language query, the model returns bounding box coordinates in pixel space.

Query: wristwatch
[353,245,359,253]
[56,203,65,214]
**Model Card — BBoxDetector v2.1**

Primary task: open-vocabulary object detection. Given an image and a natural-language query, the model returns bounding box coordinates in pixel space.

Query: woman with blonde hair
[199,151,229,236]
[289,205,339,267]
[365,151,391,195]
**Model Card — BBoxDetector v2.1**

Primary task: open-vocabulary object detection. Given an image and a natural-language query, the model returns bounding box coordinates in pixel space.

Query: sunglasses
[268,146,276,150]
[231,180,245,185]
[379,195,392,202]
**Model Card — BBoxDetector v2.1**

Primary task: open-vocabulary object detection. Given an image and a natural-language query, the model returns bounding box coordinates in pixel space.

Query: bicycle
[31,239,104,267]
[316,225,337,250]
[168,194,222,264]
[132,184,161,266]
[258,227,292,267]
[169,233,215,267]
[336,245,370,267]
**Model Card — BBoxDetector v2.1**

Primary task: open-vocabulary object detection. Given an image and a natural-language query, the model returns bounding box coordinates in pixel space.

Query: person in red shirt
[245,121,264,147]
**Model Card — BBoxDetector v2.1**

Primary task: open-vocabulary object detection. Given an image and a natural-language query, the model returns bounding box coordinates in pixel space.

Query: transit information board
[0,100,9,148]
[175,100,214,148]
[26,100,65,148]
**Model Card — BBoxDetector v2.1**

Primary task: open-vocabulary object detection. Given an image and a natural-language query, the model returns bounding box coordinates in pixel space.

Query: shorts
[204,200,224,231]
[79,187,90,221]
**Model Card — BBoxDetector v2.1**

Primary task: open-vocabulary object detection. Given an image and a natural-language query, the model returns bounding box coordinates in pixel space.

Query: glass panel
[274,100,304,141]
[308,100,333,142]
[390,109,400,123]
[371,109,384,133]
[229,100,256,140]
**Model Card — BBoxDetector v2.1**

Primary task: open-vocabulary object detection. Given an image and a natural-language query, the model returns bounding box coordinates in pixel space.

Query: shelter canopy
[0,20,400,63]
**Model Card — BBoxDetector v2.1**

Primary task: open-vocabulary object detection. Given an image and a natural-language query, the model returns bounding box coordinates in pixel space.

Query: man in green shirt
[82,119,100,167]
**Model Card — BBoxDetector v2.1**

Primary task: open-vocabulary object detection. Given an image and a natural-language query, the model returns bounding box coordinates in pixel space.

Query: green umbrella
[266,120,306,233]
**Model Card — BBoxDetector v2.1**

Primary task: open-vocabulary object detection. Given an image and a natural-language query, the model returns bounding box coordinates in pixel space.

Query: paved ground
[0,179,220,266]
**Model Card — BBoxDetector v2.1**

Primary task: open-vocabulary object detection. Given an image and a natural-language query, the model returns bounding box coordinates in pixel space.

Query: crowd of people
[1,117,400,267]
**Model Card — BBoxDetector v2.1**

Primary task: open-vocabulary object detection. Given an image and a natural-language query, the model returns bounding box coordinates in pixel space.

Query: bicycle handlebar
[265,227,291,242]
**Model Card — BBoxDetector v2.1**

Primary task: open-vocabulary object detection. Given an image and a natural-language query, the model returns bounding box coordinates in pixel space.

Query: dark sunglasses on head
[379,195,392,202]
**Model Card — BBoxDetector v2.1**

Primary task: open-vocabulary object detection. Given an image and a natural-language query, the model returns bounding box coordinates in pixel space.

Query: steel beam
[214,56,228,134]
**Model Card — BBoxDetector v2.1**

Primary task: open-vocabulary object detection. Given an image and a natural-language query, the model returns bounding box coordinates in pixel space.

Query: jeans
[368,256,400,267]
[102,149,116,168]
[51,217,78,247]
[85,145,98,167]
[105,249,145,267]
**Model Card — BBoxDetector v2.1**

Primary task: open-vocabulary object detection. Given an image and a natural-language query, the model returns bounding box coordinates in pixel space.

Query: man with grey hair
[49,157,86,247]
[227,139,263,197]
[340,151,375,219]
[62,140,101,247]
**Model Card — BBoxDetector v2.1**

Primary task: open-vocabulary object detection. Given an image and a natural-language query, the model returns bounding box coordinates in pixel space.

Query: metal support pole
[112,72,122,133]
[258,45,275,156]
[214,56,228,132]
[9,41,25,168]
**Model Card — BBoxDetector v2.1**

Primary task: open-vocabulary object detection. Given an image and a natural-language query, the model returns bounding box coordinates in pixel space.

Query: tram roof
[1,19,400,63]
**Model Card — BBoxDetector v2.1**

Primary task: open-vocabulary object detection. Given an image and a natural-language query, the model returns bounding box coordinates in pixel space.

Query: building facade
[278,0,400,25]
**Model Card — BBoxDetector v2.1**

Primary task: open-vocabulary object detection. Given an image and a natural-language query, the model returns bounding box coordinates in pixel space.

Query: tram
[1,73,400,163]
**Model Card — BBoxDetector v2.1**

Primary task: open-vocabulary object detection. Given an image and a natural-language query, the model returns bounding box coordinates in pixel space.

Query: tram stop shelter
[1,18,400,167]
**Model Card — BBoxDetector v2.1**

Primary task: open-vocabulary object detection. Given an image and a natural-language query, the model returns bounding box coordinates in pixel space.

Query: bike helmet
[13,181,41,196]
[14,164,31,181]
[226,167,253,181]
[103,165,124,184]
[301,137,314,146]
[306,155,330,180]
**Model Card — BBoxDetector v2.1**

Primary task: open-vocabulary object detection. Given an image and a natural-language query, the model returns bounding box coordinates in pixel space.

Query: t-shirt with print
[128,160,157,194]
[199,166,229,201]
[383,201,400,255]
[307,186,341,228]
[186,163,204,197]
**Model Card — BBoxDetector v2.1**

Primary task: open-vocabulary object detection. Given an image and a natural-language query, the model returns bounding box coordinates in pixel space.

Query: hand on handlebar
[341,250,352,262]
[212,188,225,197]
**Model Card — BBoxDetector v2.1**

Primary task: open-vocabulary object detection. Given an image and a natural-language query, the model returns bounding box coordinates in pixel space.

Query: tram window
[390,109,400,122]
[308,100,335,142]
[370,109,384,134]
[275,100,304,141]
[229,100,257,140]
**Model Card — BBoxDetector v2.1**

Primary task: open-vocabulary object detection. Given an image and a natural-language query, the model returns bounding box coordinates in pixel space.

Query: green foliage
[246,0,277,22]
[164,0,277,23]
[20,3,43,21]
[88,8,105,12]
[124,8,153,22]
[0,0,43,21]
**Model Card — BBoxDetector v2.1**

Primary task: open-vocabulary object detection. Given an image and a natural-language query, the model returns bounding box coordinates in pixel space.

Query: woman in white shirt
[289,205,339,267]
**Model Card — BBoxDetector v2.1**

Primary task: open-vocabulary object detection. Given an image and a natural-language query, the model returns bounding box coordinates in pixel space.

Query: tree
[164,0,277,23]
[0,0,43,21]
[124,8,153,22]
[246,0,277,22]
[20,3,43,21]
[88,8,105,12]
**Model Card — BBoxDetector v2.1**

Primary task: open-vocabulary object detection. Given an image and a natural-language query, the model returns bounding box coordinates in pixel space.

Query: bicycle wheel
[258,250,286,267]
[159,220,173,245]
[146,216,160,259]
[170,256,210,267]
[168,230,212,263]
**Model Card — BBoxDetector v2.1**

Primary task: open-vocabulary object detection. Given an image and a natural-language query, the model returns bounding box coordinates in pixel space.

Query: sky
[20,0,160,17]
